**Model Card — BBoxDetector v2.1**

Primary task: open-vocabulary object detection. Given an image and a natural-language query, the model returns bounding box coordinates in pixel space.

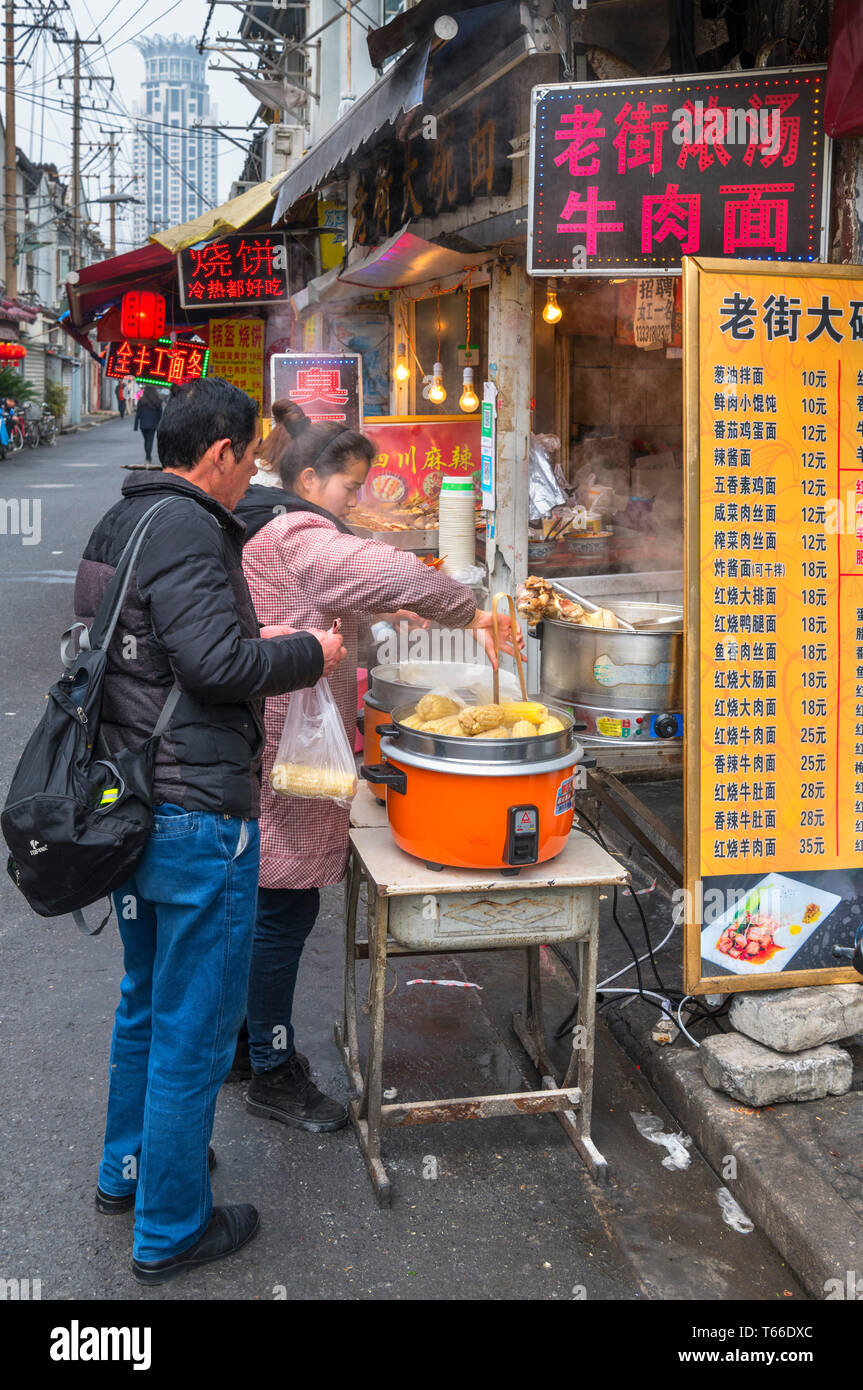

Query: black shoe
[131,1204,260,1286]
[246,1052,347,1133]
[225,1022,309,1083]
[95,1146,216,1214]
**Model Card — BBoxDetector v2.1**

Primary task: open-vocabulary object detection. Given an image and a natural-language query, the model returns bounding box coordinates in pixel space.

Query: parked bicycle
[37,404,57,447]
[20,403,40,449]
[0,400,25,458]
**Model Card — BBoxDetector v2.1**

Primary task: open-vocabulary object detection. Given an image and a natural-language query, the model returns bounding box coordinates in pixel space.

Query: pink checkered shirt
[242,510,477,888]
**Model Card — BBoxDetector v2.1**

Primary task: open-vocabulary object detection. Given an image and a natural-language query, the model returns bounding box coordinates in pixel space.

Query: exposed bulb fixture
[459,366,479,413]
[542,278,562,325]
[428,362,447,404]
[394,343,410,382]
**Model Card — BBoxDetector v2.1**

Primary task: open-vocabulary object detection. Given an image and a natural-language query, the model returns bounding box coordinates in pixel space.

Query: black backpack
[1,498,183,934]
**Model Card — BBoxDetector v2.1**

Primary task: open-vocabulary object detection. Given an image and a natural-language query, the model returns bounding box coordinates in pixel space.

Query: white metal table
[335,820,629,1206]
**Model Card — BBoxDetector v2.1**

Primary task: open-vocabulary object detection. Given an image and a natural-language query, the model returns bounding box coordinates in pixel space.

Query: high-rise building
[131,35,218,244]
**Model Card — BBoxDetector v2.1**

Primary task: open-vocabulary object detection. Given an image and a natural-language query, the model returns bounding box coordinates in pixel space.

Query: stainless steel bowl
[538,601,682,714]
[386,699,578,766]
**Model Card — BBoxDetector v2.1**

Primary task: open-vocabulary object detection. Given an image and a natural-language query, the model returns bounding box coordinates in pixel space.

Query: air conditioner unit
[263,123,305,179]
[229,179,259,200]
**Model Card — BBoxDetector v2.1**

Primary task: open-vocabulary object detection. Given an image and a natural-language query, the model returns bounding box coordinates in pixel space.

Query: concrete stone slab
[700,1033,852,1106]
[729,984,863,1053]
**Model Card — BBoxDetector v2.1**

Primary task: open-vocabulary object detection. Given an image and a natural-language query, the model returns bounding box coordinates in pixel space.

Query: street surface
[0,419,804,1300]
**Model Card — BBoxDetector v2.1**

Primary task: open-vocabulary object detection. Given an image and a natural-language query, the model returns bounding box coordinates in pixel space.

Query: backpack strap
[72,900,114,938]
[89,497,180,653]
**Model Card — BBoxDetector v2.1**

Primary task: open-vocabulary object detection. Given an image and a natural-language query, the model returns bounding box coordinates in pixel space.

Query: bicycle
[37,404,57,447]
[7,404,26,453]
[20,403,40,449]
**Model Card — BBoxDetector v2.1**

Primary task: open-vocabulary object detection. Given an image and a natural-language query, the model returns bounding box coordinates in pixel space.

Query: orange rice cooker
[361,702,584,871]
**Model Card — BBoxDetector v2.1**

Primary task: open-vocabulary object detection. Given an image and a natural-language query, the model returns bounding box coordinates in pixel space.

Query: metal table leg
[334,854,363,1096]
[350,894,392,1207]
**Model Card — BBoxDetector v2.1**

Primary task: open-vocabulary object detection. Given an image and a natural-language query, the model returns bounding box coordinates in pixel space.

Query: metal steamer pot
[362,702,584,871]
[535,602,683,744]
[363,664,497,795]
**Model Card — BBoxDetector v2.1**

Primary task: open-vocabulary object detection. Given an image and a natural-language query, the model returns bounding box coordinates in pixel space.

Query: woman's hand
[469,609,525,671]
[307,627,347,678]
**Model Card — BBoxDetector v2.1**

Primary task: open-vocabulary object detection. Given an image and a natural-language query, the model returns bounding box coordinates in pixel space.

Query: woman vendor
[235,402,521,1133]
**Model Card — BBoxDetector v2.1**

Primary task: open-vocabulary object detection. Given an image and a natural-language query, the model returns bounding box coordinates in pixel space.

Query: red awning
[65,241,177,329]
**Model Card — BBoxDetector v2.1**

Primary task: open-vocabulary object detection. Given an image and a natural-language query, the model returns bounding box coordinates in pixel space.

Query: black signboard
[528,67,830,276]
[352,90,513,247]
[177,232,289,309]
[270,353,363,428]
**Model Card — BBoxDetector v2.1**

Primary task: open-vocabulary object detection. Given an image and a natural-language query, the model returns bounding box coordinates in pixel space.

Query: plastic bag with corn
[270,678,358,808]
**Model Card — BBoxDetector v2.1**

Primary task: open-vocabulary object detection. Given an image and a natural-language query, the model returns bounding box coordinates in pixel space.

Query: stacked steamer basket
[438,475,476,575]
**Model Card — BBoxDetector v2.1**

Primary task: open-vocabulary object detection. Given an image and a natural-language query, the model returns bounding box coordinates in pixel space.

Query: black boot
[246,1052,347,1133]
[95,1147,216,1214]
[224,1020,309,1084]
[131,1204,260,1285]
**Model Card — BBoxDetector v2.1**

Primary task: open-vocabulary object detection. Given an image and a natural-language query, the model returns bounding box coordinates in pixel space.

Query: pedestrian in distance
[115,381,126,420]
[133,384,163,464]
[72,375,347,1285]
[123,373,137,419]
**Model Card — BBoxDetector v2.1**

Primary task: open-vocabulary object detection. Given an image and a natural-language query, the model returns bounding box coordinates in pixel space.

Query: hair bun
[272,398,308,438]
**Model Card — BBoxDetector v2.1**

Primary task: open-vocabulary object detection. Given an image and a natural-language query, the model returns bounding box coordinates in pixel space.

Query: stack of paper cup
[438,476,476,576]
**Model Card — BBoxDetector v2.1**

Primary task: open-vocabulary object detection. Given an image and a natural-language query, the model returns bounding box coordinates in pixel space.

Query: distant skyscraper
[131,35,218,244]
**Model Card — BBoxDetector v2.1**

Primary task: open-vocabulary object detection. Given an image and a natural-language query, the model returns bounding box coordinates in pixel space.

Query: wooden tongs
[491,591,528,704]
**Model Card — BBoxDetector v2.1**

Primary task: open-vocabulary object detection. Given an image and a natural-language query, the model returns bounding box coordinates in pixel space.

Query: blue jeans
[246,887,320,1073]
[98,804,260,1262]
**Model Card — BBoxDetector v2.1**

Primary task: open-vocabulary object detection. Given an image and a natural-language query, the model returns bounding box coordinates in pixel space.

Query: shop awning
[150,176,283,253]
[65,241,177,329]
[272,39,432,223]
[337,226,490,289]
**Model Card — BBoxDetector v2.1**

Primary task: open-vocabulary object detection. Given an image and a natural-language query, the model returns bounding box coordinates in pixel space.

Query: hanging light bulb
[459,366,479,413]
[542,278,562,325]
[428,361,447,404]
[394,343,410,382]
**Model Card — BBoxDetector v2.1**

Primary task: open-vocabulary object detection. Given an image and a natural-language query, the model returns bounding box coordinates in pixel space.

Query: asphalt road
[0,418,804,1302]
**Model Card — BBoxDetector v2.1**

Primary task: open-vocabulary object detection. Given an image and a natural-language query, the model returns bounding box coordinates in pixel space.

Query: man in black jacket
[73,377,345,1285]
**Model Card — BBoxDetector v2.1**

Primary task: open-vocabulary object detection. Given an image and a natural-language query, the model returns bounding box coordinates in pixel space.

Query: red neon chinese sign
[529,68,829,275]
[177,233,289,309]
[105,339,209,386]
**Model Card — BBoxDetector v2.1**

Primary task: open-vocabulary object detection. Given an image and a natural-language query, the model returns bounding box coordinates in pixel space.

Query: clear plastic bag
[269,679,358,808]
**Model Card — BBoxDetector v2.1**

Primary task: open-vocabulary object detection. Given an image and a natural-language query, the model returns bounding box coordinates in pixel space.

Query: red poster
[361,415,482,506]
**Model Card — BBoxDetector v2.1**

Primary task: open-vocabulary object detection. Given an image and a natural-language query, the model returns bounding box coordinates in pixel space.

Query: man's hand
[260,622,297,639]
[307,627,347,679]
[470,609,525,671]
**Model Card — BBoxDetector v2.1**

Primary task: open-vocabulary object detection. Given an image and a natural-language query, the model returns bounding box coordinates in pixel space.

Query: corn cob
[475,726,511,739]
[420,714,464,735]
[458,703,504,734]
[500,701,548,726]
[400,714,423,729]
[270,763,358,800]
[415,693,460,721]
[538,716,564,735]
[510,719,539,738]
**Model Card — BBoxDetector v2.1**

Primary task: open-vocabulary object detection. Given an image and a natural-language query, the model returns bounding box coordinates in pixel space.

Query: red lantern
[120,290,166,340]
[0,342,26,360]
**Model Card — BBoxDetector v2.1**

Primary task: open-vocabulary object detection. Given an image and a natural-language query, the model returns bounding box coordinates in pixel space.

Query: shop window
[532,276,684,573]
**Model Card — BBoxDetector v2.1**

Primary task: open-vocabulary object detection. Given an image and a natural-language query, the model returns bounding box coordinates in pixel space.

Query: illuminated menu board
[684,257,863,994]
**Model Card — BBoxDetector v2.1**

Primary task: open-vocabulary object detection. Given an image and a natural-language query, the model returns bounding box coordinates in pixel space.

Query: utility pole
[99,127,123,257]
[54,29,112,273]
[4,0,16,297]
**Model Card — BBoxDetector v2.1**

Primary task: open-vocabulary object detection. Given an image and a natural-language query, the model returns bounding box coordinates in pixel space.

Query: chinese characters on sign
[270,354,362,428]
[361,417,482,506]
[205,318,265,412]
[177,233,289,309]
[685,259,863,993]
[105,338,209,386]
[530,70,828,275]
